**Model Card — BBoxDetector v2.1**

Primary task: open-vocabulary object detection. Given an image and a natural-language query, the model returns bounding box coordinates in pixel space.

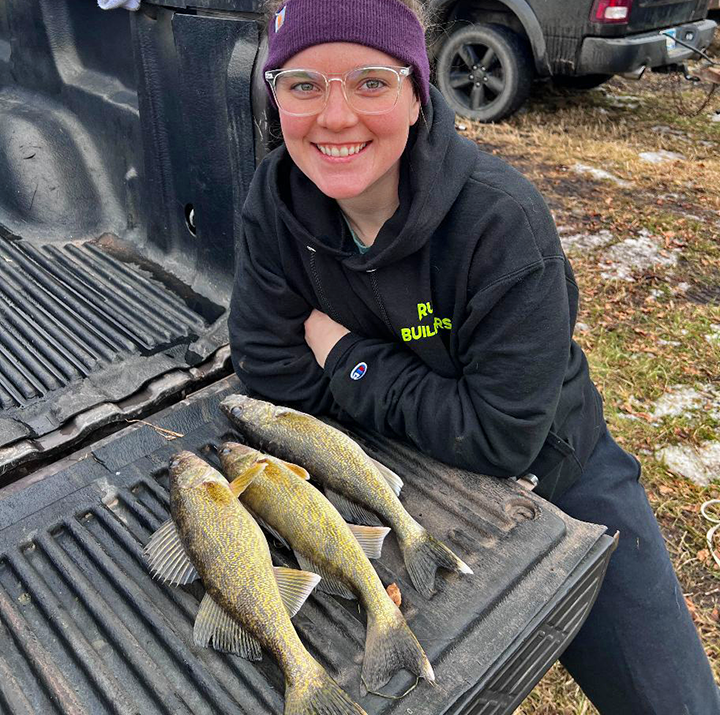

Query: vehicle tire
[552,73,613,90]
[435,23,534,123]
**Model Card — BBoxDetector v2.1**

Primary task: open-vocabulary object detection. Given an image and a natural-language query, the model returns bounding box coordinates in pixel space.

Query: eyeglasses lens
[273,68,401,116]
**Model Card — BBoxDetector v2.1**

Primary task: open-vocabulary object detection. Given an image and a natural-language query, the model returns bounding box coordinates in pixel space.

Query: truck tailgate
[0,375,614,715]
[628,0,709,33]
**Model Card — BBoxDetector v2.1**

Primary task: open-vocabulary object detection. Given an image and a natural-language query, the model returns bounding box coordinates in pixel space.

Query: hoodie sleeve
[323,253,572,478]
[228,213,340,416]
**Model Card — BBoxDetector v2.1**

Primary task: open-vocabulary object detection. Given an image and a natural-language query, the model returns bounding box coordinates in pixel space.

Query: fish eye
[231,407,243,417]
[219,447,231,455]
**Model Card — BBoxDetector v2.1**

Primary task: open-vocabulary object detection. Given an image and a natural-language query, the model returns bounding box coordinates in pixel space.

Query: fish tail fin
[284,666,366,715]
[361,609,434,692]
[401,529,473,599]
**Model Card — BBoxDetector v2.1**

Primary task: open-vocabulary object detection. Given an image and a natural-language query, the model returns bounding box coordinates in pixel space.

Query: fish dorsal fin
[193,593,262,660]
[293,552,356,600]
[144,519,199,586]
[228,462,267,498]
[368,456,403,496]
[347,524,392,560]
[324,487,383,527]
[270,456,310,481]
[273,566,321,617]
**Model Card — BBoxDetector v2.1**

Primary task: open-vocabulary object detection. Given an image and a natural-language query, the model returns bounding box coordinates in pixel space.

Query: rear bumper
[576,18,717,75]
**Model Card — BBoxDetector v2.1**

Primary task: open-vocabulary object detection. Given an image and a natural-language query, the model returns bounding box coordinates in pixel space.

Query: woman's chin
[315,179,371,201]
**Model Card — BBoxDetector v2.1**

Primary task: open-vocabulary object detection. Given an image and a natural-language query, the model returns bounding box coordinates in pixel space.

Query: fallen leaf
[685,596,698,622]
[386,582,402,607]
[697,549,710,563]
[658,485,673,496]
[712,608,719,623]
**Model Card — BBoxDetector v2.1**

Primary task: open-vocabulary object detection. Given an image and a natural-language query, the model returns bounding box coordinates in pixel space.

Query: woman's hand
[304,309,350,368]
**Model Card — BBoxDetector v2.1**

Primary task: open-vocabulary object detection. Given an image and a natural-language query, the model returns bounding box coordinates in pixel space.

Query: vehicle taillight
[591,0,633,24]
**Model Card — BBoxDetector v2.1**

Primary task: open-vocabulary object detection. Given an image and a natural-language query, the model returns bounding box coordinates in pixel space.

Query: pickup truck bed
[0,375,614,715]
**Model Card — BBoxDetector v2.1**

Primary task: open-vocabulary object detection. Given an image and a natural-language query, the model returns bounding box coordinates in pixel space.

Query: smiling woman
[228,1,720,713]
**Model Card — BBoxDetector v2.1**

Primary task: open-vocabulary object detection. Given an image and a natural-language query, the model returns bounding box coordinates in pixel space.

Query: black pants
[555,426,720,715]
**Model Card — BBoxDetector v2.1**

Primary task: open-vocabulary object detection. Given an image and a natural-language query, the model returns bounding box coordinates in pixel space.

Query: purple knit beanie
[263,0,430,106]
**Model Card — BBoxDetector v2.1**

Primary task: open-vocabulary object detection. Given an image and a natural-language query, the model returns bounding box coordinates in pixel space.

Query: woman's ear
[410,95,421,126]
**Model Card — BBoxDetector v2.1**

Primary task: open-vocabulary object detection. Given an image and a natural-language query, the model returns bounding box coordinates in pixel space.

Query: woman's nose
[316,80,359,130]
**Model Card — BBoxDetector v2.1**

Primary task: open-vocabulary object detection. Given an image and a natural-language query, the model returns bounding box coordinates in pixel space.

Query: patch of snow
[651,125,684,136]
[651,384,720,421]
[561,228,615,255]
[648,288,664,300]
[639,150,686,164]
[556,225,575,235]
[599,229,678,281]
[605,94,642,110]
[711,113,720,123]
[657,338,681,346]
[575,322,590,332]
[571,163,631,187]
[656,441,720,487]
[705,324,720,344]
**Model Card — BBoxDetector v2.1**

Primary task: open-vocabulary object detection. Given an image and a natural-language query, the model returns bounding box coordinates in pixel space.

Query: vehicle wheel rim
[448,42,506,111]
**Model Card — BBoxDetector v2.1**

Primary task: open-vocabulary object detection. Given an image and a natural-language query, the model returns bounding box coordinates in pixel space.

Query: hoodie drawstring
[307,246,339,321]
[367,269,394,334]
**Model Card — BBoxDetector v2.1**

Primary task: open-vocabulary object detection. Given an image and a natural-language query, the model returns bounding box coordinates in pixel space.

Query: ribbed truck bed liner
[0,233,233,477]
[0,375,614,715]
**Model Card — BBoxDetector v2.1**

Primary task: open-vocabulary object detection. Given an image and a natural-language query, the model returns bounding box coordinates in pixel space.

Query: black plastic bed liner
[0,233,231,477]
[0,374,615,715]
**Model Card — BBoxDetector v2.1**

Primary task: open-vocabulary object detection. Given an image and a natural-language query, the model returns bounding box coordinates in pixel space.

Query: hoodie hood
[267,85,479,271]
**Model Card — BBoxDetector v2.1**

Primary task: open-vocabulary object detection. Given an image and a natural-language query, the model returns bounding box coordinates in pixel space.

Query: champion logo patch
[350,362,367,380]
[274,6,286,32]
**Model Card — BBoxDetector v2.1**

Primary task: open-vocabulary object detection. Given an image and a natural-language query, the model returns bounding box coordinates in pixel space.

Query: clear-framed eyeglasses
[264,65,414,117]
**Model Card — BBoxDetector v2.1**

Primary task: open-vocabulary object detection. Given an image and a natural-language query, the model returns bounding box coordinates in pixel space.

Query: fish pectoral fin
[272,457,310,481]
[143,519,199,586]
[294,552,357,600]
[368,456,404,496]
[228,462,267,497]
[324,488,383,527]
[193,593,262,660]
[273,566,321,617]
[347,524,392,560]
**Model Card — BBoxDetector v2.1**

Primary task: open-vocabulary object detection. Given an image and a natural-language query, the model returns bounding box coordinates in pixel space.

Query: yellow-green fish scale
[230,452,396,620]
[171,461,315,681]
[226,399,422,544]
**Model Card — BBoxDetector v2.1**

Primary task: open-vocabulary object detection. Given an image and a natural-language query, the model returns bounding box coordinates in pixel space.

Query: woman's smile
[312,141,371,160]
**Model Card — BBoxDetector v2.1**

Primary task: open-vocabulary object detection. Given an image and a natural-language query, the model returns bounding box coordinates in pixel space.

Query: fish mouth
[168,451,196,473]
[218,442,261,475]
[220,394,251,417]
[218,442,254,457]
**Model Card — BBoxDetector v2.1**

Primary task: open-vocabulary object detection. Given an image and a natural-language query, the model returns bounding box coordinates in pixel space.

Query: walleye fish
[219,441,435,691]
[220,394,473,598]
[144,451,366,715]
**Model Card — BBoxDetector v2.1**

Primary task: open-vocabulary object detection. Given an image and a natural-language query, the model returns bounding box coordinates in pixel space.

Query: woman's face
[278,42,421,202]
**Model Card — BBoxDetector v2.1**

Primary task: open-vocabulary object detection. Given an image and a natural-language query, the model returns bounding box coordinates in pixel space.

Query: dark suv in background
[428,0,716,121]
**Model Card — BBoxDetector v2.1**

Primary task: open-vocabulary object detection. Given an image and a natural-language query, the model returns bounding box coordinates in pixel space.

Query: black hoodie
[229,86,604,502]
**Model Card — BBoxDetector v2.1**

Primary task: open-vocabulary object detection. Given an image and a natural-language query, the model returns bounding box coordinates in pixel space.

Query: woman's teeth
[317,142,368,157]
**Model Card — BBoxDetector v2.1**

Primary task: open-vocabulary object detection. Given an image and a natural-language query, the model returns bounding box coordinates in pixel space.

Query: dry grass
[454,31,720,715]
